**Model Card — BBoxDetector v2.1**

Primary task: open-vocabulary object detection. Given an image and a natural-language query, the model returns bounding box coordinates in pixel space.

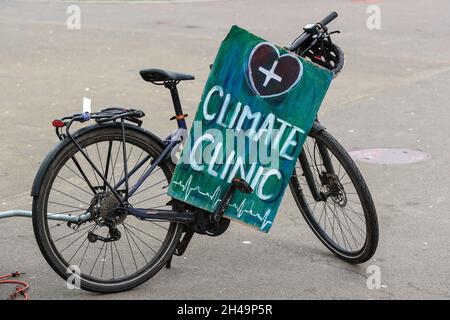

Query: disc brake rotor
[325,173,347,207]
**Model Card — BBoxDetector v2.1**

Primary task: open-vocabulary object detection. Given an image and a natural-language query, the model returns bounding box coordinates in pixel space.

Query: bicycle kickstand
[166,229,194,269]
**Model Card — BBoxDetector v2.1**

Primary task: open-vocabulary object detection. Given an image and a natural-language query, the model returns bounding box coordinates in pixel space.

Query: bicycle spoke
[324,205,337,241]
[325,202,352,249]
[317,204,326,227]
[79,231,94,269]
[101,235,109,278]
[110,240,115,279]
[48,201,87,211]
[56,175,93,197]
[130,163,158,192]
[60,225,95,254]
[84,147,101,187]
[131,179,166,198]
[95,143,105,178]
[123,225,150,263]
[149,221,169,231]
[66,157,97,194]
[123,224,138,272]
[335,205,366,237]
[79,244,90,269]
[310,201,318,217]
[109,142,122,186]
[53,223,93,242]
[332,202,360,248]
[51,188,90,206]
[68,236,89,264]
[89,241,106,276]
[123,222,164,244]
[113,241,126,277]
[132,191,167,206]
[64,164,95,191]
[49,208,87,215]
[117,146,134,183]
[124,224,158,253]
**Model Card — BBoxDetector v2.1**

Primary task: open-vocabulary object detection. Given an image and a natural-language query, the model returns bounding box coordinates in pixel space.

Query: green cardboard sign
[168,25,332,232]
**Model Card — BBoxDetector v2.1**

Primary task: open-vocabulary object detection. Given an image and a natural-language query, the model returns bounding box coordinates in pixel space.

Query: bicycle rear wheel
[289,129,378,263]
[32,124,182,293]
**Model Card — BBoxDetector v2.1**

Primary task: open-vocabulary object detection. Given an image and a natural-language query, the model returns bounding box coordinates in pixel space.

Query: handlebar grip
[319,11,338,26]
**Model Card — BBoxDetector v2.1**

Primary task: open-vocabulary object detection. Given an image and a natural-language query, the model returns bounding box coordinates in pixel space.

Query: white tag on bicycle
[83,97,92,114]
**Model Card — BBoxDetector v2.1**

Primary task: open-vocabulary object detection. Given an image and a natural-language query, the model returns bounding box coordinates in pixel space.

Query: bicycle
[32,12,378,293]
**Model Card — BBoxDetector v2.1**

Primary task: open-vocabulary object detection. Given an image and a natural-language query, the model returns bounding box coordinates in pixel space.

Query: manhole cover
[349,147,431,164]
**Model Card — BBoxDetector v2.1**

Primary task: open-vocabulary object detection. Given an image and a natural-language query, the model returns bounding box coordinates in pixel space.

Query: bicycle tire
[289,129,378,264]
[32,124,183,293]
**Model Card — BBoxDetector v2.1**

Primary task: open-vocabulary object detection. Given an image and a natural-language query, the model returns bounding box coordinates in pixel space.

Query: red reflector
[52,120,65,128]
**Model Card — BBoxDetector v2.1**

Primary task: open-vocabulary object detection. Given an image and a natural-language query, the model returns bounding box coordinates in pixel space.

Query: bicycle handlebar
[319,11,338,26]
[286,11,338,52]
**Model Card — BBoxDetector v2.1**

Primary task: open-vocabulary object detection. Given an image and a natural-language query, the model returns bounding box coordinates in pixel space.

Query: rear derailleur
[87,225,121,243]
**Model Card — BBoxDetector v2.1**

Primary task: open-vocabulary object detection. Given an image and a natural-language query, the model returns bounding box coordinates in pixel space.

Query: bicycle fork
[299,136,336,202]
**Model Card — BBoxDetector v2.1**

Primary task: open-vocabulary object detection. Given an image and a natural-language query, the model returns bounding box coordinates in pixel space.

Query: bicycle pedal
[231,177,253,194]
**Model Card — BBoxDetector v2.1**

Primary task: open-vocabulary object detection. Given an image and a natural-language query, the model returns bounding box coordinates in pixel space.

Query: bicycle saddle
[139,68,195,83]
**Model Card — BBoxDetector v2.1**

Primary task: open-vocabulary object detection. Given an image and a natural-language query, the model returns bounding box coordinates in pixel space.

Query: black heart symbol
[248,42,303,98]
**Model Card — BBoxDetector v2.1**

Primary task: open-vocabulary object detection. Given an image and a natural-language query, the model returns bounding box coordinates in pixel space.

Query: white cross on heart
[258,60,283,87]
[248,42,303,98]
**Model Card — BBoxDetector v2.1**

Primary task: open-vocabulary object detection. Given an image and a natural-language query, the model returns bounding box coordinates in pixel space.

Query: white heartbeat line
[171,175,273,230]
[171,175,222,209]
[228,199,273,231]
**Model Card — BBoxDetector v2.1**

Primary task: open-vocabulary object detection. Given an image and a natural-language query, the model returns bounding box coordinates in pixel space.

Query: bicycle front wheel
[289,129,378,264]
[32,124,182,293]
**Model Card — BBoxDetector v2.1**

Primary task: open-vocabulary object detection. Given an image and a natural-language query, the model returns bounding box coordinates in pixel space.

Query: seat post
[165,81,187,129]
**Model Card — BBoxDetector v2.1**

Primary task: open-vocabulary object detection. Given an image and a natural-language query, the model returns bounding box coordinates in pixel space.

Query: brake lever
[328,30,341,35]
